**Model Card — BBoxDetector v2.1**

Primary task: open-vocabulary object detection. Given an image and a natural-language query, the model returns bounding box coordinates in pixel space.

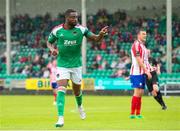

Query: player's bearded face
[67,12,78,26]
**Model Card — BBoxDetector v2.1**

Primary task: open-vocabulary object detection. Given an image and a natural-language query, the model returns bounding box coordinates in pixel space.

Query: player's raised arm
[87,26,108,42]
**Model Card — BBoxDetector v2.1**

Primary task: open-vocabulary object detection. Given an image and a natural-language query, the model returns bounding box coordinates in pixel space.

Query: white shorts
[56,67,82,85]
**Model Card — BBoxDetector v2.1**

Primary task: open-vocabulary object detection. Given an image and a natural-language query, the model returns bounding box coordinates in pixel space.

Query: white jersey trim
[52,25,63,36]
[75,25,87,35]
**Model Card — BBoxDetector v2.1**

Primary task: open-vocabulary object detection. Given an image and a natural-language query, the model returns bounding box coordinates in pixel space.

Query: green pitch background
[0,95,179,130]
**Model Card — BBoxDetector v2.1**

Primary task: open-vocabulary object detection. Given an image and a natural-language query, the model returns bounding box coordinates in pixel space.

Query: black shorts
[146,71,158,92]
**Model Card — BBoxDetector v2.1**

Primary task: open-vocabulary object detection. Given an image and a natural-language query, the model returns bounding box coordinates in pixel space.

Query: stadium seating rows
[0,11,179,80]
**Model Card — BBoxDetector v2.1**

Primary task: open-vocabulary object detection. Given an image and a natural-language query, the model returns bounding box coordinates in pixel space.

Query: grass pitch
[0,95,180,130]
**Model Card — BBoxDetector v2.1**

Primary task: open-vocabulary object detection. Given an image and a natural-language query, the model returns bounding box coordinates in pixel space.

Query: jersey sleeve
[48,32,57,43]
[84,27,93,37]
[77,25,94,38]
[131,41,140,57]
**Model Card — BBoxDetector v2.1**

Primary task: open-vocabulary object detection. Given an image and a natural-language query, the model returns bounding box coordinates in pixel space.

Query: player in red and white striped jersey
[129,28,151,119]
[47,60,58,105]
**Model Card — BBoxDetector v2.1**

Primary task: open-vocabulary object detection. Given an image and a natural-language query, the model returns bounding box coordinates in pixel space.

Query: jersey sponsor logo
[64,40,77,46]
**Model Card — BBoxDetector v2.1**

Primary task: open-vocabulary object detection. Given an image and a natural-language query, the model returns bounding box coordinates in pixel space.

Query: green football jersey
[48,24,93,68]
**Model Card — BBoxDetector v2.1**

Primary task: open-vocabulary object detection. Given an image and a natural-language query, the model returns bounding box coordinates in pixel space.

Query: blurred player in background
[145,50,167,110]
[129,28,151,119]
[47,59,57,105]
[47,9,108,127]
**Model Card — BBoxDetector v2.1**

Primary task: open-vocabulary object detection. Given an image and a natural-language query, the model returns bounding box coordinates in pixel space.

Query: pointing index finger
[103,26,109,30]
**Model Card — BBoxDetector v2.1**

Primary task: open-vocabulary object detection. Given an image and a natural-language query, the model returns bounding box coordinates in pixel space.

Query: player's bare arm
[136,56,152,79]
[46,41,58,56]
[87,26,108,42]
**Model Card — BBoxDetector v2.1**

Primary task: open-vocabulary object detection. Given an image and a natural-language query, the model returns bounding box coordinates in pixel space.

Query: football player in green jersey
[47,9,108,127]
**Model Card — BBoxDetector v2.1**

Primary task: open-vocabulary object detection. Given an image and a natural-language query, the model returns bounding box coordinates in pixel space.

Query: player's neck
[64,23,74,30]
[137,39,145,44]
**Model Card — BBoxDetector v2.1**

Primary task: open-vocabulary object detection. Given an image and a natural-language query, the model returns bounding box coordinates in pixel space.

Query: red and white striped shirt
[47,61,57,83]
[130,40,147,75]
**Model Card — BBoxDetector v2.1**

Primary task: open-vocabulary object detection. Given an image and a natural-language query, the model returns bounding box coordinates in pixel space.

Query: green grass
[0,95,180,130]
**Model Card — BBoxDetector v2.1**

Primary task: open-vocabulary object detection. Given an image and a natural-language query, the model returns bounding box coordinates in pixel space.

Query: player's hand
[125,76,130,80]
[51,48,58,56]
[99,26,108,36]
[145,70,152,80]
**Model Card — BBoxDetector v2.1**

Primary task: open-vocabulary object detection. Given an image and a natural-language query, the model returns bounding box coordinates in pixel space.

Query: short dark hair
[65,9,77,17]
[137,27,146,34]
